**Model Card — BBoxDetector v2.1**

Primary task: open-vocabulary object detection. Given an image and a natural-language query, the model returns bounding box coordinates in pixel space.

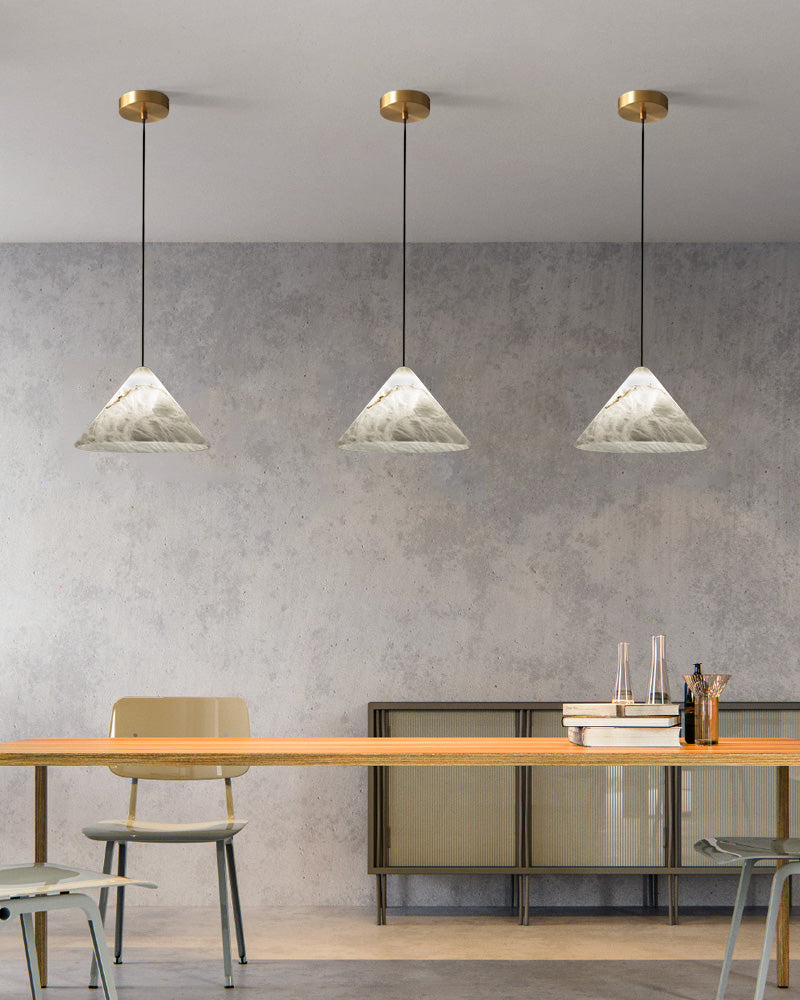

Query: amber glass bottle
[683,663,702,744]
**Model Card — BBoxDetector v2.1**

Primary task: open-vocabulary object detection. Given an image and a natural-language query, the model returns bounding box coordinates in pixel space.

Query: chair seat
[82,819,247,844]
[695,836,800,864]
[0,862,155,898]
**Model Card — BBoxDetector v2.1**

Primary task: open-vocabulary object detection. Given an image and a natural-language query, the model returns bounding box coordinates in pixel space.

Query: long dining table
[0,735,798,989]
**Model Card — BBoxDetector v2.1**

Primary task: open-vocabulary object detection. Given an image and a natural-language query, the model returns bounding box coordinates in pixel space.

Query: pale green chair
[82,697,250,988]
[695,836,800,1000]
[0,862,153,1000]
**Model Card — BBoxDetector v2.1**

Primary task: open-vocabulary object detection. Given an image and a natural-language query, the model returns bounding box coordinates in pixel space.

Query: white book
[561,702,679,718]
[562,715,680,728]
[567,726,682,748]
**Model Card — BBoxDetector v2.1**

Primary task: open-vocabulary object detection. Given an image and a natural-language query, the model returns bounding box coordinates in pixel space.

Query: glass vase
[646,634,671,704]
[612,641,634,704]
[682,673,731,745]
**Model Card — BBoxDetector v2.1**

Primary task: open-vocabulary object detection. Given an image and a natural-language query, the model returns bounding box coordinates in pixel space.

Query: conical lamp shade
[575,365,707,453]
[338,366,469,453]
[75,366,209,453]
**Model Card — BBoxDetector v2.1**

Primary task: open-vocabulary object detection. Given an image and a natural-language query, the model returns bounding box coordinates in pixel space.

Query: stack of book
[562,702,681,747]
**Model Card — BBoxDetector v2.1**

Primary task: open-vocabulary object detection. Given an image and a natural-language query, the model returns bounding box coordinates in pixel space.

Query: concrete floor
[1,907,800,999]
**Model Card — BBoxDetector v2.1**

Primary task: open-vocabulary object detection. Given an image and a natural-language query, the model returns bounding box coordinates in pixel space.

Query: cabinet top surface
[0,737,799,767]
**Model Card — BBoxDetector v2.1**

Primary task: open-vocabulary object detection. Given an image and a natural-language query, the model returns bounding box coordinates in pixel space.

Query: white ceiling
[3,0,799,242]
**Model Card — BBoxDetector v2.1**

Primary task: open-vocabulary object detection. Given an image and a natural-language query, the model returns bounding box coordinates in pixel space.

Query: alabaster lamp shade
[75,366,210,453]
[575,365,708,453]
[338,366,469,453]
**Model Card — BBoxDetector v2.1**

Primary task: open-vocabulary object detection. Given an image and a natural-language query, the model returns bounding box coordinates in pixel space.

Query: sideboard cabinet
[368,702,800,925]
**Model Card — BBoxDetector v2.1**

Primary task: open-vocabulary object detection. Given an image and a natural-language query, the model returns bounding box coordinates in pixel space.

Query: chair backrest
[108,696,250,780]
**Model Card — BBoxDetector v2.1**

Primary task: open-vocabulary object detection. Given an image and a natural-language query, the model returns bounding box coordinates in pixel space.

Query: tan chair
[82,697,249,988]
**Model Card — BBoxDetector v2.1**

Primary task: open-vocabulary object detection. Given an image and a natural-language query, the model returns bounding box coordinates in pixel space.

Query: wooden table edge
[2,737,800,767]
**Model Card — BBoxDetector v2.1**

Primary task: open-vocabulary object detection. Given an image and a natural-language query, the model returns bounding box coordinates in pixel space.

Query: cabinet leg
[375,874,387,926]
[668,874,679,925]
[523,874,530,926]
[642,874,658,910]
[646,873,659,910]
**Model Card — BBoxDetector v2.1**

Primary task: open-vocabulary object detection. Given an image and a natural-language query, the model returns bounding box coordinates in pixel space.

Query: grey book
[562,702,623,717]
[623,703,679,717]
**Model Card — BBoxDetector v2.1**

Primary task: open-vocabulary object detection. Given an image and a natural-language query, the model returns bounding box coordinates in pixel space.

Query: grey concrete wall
[0,242,798,910]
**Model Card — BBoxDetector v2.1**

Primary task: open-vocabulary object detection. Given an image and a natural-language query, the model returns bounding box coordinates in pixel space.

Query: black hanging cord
[402,114,407,367]
[639,113,645,369]
[141,114,146,369]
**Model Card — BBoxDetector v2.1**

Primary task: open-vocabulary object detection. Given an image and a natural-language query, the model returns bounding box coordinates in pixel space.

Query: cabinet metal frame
[369,701,800,926]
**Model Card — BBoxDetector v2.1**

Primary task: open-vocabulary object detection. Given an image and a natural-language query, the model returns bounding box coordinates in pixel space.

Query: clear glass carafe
[612,641,634,704]
[682,673,731,745]
[646,634,671,704]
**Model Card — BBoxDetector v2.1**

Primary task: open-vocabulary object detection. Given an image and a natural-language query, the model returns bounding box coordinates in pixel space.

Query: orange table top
[0,736,799,767]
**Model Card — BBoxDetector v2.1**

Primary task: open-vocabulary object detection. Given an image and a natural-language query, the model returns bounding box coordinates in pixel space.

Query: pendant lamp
[575,91,707,454]
[337,91,469,453]
[76,91,209,453]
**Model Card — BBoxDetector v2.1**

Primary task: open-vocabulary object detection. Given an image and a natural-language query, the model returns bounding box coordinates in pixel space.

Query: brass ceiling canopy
[617,90,668,123]
[119,90,170,123]
[379,90,430,123]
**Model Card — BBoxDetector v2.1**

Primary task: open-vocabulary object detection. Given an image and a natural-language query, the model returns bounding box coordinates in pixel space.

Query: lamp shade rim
[338,440,470,453]
[575,440,708,453]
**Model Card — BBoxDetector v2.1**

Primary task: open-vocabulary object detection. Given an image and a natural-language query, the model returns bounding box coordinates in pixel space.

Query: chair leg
[216,841,234,987]
[225,839,247,964]
[20,912,43,1000]
[715,859,755,1000]
[90,841,116,988]
[85,897,119,1000]
[754,860,800,1000]
[114,842,126,964]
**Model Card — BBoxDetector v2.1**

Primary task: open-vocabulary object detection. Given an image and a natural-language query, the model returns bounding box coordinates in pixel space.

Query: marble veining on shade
[75,366,209,452]
[338,366,469,453]
[575,365,708,453]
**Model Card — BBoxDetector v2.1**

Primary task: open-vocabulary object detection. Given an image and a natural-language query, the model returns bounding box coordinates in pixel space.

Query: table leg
[34,765,47,987]
[777,765,789,988]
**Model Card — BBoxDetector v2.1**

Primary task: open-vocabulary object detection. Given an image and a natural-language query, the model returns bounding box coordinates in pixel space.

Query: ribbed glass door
[529,710,666,866]
[384,710,518,867]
